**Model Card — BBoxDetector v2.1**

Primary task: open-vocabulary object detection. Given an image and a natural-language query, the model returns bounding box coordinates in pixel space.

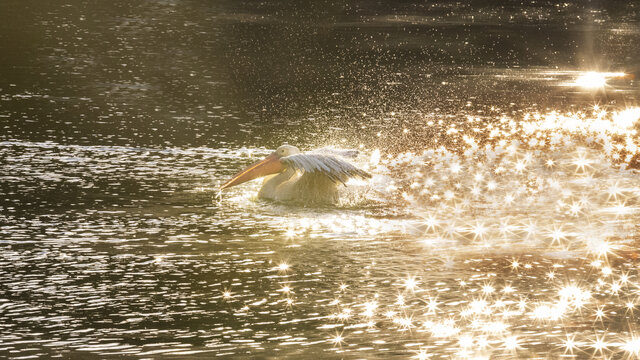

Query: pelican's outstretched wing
[311,147,360,159]
[281,153,371,185]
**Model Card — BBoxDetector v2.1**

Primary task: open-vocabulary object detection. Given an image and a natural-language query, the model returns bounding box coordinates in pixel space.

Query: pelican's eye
[279,147,291,156]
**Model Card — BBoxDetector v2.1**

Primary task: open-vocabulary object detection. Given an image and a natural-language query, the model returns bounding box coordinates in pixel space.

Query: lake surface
[1,0,640,358]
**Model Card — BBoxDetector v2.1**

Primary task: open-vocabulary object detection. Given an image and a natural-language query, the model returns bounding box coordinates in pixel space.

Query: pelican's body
[259,168,340,203]
[221,145,370,204]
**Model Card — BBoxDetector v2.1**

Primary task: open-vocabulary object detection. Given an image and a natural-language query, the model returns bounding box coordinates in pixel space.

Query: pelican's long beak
[220,153,283,190]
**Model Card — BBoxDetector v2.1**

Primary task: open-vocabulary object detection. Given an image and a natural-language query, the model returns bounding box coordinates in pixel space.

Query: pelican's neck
[258,168,296,200]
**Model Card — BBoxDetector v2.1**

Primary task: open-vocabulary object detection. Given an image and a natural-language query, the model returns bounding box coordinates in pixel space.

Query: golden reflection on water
[221,106,640,358]
[205,101,640,358]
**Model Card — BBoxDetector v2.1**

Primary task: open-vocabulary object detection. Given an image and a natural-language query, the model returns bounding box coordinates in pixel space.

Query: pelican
[220,145,371,204]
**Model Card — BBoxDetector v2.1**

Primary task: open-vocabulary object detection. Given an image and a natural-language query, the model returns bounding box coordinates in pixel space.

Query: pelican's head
[220,144,300,190]
[274,144,300,157]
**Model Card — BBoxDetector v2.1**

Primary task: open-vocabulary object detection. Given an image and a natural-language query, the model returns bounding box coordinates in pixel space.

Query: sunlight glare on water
[3,113,640,358]
[1,0,640,358]
[208,107,640,358]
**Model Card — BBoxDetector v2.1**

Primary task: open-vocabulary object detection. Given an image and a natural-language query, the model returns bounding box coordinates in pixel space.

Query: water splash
[308,107,640,358]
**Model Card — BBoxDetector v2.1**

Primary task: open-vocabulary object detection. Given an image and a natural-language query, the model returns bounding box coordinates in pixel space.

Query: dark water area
[1,0,638,149]
[2,1,640,359]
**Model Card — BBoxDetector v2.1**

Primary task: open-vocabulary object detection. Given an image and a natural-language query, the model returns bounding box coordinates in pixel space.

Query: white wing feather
[281,153,371,185]
[310,147,360,159]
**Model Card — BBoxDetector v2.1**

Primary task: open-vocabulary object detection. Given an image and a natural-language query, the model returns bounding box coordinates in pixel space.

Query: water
[1,0,640,358]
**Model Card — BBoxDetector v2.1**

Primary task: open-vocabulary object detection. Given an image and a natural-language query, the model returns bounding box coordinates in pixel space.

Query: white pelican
[220,145,371,204]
